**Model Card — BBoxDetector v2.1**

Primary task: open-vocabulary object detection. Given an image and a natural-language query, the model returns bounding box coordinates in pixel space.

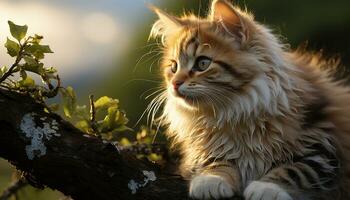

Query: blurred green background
[1,0,349,199]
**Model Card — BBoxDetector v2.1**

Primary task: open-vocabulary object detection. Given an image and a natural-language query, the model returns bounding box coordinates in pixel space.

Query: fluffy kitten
[149,0,350,199]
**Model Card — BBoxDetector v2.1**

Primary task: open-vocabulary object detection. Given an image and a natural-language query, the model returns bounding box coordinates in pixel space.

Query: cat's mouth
[170,87,203,106]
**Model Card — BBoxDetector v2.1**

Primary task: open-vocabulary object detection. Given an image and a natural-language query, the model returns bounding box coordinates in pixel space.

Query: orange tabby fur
[149,0,350,199]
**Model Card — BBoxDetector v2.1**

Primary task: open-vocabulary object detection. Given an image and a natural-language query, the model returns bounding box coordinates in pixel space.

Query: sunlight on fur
[148,0,350,199]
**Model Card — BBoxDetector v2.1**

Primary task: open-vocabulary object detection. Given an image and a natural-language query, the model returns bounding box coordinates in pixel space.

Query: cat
[148,0,350,199]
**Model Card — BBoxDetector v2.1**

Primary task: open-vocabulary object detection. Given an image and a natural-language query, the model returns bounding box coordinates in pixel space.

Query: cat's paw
[189,174,234,199]
[244,181,292,200]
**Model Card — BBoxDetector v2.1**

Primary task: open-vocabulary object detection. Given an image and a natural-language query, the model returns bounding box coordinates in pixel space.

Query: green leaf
[75,105,89,120]
[115,110,129,125]
[23,56,37,66]
[45,67,57,73]
[114,125,133,132]
[148,153,162,162]
[107,107,118,128]
[60,87,77,118]
[22,56,41,74]
[66,86,76,99]
[25,44,53,60]
[39,45,53,53]
[27,44,53,53]
[18,76,35,87]
[63,104,72,118]
[100,107,117,132]
[94,96,119,110]
[5,38,20,57]
[20,70,27,79]
[119,137,131,146]
[41,67,57,79]
[75,120,90,132]
[0,66,7,77]
[8,21,28,41]
[22,62,43,75]
[32,34,43,44]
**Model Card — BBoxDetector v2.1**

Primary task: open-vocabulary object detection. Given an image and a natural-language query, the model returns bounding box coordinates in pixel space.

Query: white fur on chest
[164,98,293,187]
[178,122,279,187]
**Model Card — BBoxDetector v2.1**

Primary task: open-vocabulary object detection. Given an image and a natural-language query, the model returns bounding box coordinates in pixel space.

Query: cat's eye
[193,56,212,72]
[170,61,178,73]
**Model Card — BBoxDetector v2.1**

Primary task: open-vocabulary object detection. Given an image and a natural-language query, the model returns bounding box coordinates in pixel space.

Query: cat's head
[149,0,290,120]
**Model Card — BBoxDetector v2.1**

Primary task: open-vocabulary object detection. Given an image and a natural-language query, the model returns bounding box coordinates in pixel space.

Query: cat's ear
[209,0,249,42]
[148,5,183,44]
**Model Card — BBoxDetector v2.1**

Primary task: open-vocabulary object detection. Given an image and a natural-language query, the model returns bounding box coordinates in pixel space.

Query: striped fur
[149,0,350,199]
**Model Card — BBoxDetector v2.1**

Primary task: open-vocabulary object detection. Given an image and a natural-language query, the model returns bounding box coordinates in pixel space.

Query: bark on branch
[0,89,189,200]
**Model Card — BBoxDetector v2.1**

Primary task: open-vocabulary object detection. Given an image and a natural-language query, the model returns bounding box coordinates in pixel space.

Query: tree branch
[0,88,190,200]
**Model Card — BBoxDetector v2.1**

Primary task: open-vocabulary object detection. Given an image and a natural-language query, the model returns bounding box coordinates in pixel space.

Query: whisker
[135,90,166,127]
[148,52,163,72]
[133,48,162,73]
[133,42,161,51]
[149,94,166,125]
[140,86,164,99]
[145,88,165,100]
[146,91,167,126]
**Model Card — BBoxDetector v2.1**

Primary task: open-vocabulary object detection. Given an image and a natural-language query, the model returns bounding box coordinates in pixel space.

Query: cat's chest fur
[172,114,299,187]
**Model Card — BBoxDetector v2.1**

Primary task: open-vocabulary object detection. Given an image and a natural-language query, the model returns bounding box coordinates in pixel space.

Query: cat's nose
[172,80,184,90]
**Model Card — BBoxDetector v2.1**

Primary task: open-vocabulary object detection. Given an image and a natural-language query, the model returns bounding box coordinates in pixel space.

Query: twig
[42,75,61,98]
[89,94,98,133]
[0,55,22,83]
[0,38,29,84]
[0,179,27,200]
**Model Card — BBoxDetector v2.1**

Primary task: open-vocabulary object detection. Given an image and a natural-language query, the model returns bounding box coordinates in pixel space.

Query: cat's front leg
[244,181,292,200]
[190,174,234,199]
[189,162,241,200]
[244,150,338,200]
